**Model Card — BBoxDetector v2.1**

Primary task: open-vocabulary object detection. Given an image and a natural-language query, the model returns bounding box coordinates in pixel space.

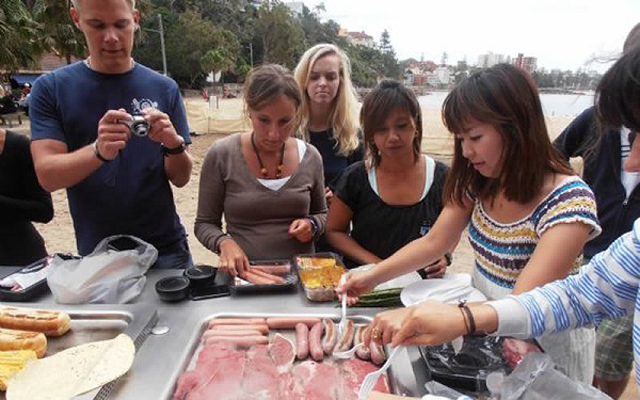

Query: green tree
[139,9,239,88]
[29,0,86,64]
[0,0,41,70]
[254,0,305,68]
[299,4,339,46]
[377,29,400,79]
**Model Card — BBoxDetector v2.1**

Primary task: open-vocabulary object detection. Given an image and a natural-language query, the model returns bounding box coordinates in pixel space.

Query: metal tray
[0,304,158,400]
[164,312,422,399]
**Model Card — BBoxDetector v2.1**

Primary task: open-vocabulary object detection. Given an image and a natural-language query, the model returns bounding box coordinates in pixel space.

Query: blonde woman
[294,44,363,205]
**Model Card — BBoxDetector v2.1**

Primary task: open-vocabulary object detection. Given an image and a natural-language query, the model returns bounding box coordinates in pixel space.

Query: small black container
[184,265,216,288]
[155,276,190,302]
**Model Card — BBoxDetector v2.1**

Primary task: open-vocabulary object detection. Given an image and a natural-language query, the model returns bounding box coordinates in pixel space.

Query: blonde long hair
[294,44,360,156]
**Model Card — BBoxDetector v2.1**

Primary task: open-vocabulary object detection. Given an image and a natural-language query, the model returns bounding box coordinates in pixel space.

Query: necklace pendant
[260,167,268,177]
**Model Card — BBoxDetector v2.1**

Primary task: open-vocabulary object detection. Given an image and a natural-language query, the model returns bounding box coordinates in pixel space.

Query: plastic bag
[489,353,612,400]
[47,235,157,304]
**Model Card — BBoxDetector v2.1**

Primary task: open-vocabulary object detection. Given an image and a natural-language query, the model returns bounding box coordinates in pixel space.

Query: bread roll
[0,306,70,336]
[0,329,46,358]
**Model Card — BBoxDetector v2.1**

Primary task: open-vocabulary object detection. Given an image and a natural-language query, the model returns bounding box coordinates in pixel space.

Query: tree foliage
[0,0,41,71]
[4,0,402,87]
[29,0,86,64]
[254,0,305,68]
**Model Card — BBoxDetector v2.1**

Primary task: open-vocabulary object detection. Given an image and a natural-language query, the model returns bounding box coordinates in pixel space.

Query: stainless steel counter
[18,270,430,399]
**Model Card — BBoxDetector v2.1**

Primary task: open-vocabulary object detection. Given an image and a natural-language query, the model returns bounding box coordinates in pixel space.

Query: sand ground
[10,98,636,399]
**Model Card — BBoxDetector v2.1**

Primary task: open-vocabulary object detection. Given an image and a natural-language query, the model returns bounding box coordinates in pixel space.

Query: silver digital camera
[122,115,151,137]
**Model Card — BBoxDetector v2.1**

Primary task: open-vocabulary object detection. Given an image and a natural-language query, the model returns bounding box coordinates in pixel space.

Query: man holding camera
[30,0,193,269]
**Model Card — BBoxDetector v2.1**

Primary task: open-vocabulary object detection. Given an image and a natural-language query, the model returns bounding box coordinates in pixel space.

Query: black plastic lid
[184,265,215,281]
[156,276,190,292]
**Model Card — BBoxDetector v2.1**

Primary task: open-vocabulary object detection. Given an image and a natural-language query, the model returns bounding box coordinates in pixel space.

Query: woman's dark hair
[442,63,573,205]
[243,64,302,112]
[360,79,423,167]
[596,47,640,133]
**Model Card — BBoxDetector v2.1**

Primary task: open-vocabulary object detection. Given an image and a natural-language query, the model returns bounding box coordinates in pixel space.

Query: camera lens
[131,121,148,137]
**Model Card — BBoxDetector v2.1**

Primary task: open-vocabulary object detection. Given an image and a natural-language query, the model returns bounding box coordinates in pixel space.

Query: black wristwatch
[161,142,186,157]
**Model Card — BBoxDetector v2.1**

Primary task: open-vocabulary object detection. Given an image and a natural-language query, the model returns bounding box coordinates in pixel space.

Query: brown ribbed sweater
[195,133,327,260]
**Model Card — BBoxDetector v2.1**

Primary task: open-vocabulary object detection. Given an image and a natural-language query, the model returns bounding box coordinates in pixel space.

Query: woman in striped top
[340,63,601,381]
[364,46,640,394]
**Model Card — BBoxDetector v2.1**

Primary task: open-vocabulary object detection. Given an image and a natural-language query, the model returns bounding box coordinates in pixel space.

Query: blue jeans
[152,238,193,270]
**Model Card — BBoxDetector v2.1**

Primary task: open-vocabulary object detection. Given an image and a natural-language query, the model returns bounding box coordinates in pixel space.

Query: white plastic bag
[490,353,612,400]
[47,235,157,304]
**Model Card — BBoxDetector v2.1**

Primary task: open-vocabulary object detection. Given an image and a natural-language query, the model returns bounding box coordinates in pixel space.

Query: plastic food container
[293,252,347,302]
[0,254,78,302]
[229,259,298,295]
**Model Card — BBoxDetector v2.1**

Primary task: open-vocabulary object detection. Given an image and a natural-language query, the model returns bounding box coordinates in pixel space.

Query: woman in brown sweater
[195,65,327,276]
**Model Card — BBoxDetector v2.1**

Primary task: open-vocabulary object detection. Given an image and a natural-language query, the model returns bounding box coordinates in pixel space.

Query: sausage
[240,270,277,285]
[295,323,309,360]
[203,335,269,347]
[334,319,355,353]
[370,340,386,365]
[210,324,269,335]
[309,321,324,361]
[354,325,371,360]
[208,318,266,327]
[321,318,338,355]
[203,329,264,338]
[247,268,286,284]
[250,264,291,274]
[266,318,321,329]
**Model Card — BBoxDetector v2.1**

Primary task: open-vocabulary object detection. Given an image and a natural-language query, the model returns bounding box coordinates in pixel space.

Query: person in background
[340,63,601,382]
[18,84,31,116]
[0,86,17,115]
[30,0,193,269]
[0,128,53,266]
[326,80,450,276]
[365,46,640,397]
[294,44,363,251]
[195,64,327,276]
[552,22,640,398]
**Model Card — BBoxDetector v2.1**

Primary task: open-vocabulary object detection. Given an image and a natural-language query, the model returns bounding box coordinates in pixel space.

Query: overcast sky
[300,0,640,72]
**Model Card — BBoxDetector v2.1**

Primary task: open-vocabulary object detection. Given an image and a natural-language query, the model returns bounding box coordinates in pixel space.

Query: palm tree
[0,0,41,71]
[28,0,86,64]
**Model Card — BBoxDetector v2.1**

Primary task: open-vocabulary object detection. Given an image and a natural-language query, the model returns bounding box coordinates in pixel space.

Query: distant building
[513,53,537,74]
[477,52,507,68]
[426,66,452,87]
[284,2,304,16]
[338,29,375,48]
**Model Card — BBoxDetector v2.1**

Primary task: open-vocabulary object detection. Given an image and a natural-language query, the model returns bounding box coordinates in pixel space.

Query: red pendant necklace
[251,132,286,178]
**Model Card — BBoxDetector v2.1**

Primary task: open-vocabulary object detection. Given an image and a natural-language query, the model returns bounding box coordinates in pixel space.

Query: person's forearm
[33,144,102,192]
[325,231,381,265]
[194,220,225,252]
[164,149,192,187]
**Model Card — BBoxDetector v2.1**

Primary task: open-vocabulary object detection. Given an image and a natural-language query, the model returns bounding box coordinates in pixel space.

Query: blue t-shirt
[30,62,191,256]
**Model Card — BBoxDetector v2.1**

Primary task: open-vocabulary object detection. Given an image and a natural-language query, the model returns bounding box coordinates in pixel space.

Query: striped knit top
[489,218,640,392]
[468,175,601,299]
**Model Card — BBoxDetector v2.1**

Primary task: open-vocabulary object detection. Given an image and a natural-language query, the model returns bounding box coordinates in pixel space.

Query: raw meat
[269,333,295,373]
[242,345,282,399]
[502,337,542,368]
[341,359,390,399]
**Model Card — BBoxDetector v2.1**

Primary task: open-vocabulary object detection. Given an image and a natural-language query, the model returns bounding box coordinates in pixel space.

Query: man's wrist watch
[161,137,186,157]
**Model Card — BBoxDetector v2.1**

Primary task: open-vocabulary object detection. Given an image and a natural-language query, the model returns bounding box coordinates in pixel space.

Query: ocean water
[419,92,595,118]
